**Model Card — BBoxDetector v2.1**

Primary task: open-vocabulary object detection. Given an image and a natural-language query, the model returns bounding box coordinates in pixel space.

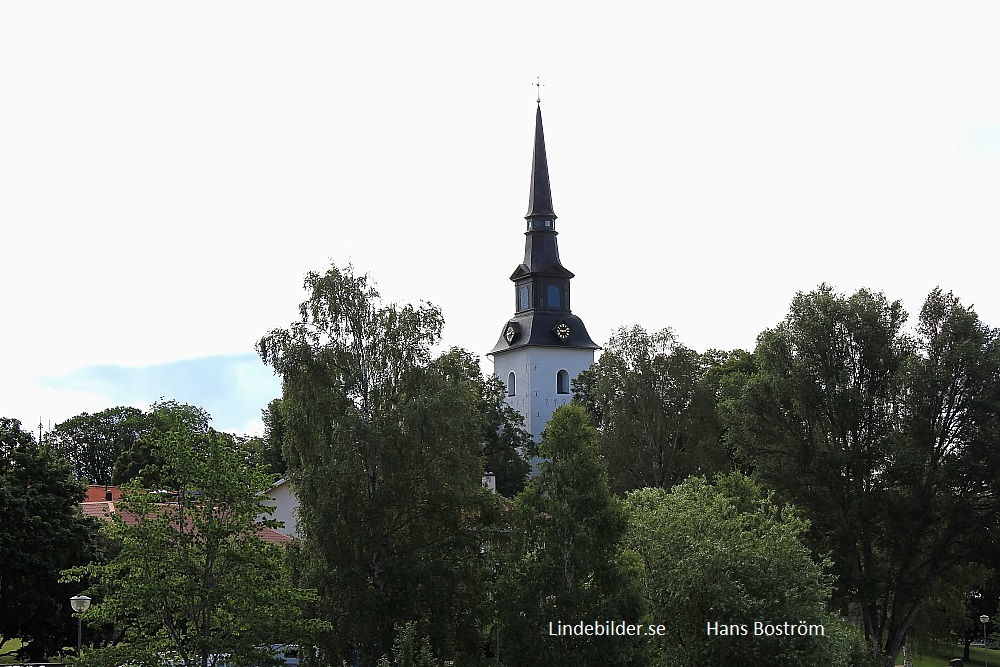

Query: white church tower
[488,103,600,441]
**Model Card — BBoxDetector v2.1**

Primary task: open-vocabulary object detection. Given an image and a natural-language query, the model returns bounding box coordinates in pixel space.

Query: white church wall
[494,346,594,441]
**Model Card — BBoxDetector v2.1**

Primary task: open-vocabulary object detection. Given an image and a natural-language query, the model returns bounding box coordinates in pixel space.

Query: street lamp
[981,614,990,667]
[69,595,91,654]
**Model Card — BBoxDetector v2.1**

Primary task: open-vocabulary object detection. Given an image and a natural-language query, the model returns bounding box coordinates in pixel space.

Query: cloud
[36,354,280,435]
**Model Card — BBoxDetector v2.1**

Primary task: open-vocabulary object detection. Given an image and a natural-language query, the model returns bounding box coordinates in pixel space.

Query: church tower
[489,104,599,441]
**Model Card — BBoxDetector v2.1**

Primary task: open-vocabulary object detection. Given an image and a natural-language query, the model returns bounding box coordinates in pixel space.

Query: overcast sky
[4,2,1000,435]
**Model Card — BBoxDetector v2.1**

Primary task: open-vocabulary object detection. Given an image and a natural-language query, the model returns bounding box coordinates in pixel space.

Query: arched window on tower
[508,372,516,397]
[547,284,560,308]
[518,285,530,311]
[557,369,570,394]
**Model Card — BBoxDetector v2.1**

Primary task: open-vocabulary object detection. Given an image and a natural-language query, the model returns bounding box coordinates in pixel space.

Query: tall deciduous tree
[46,406,148,485]
[474,370,532,498]
[258,264,501,666]
[0,416,35,456]
[573,326,731,493]
[725,285,1000,665]
[906,564,996,661]
[496,403,644,667]
[255,398,288,477]
[112,400,211,486]
[64,426,326,667]
[0,418,100,661]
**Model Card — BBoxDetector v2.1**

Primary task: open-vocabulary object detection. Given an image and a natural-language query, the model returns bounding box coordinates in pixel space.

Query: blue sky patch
[38,354,280,434]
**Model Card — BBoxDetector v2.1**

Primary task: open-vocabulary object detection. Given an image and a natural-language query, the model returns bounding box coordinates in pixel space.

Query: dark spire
[489,103,599,355]
[525,104,556,220]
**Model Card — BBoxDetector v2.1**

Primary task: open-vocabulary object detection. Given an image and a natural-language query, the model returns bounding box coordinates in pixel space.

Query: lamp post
[69,595,91,654]
[981,614,990,667]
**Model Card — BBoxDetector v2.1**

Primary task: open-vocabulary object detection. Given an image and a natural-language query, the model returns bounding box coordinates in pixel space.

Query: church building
[488,104,600,441]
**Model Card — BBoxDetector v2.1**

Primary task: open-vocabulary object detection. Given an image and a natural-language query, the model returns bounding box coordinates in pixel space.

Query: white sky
[4,2,1000,434]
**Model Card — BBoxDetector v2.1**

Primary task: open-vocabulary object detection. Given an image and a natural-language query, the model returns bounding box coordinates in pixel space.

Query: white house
[259,478,300,538]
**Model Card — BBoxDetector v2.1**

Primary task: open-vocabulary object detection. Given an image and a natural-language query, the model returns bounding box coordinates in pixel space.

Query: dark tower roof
[525,105,556,220]
[490,104,599,355]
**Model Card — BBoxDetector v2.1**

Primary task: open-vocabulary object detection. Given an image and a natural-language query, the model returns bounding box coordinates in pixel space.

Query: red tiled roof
[80,495,294,544]
[256,527,294,544]
[84,485,123,502]
[80,501,116,519]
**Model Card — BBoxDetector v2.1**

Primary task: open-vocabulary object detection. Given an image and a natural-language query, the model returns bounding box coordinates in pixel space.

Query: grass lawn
[0,639,23,665]
[907,642,1000,667]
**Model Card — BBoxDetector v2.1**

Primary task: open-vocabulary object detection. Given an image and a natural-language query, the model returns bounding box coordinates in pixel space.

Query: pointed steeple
[488,103,598,356]
[525,104,557,220]
[489,101,599,446]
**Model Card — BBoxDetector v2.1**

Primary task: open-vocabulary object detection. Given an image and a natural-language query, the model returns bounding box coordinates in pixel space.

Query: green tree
[496,403,644,667]
[255,398,288,477]
[46,406,148,485]
[475,371,531,498]
[906,565,996,661]
[624,475,863,666]
[0,416,35,456]
[258,264,497,666]
[960,573,1000,661]
[376,622,442,667]
[0,418,100,661]
[64,426,326,667]
[112,400,211,486]
[724,285,1000,665]
[573,326,731,494]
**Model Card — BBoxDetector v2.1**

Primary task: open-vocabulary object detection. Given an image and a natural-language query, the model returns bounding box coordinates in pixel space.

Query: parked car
[268,644,299,666]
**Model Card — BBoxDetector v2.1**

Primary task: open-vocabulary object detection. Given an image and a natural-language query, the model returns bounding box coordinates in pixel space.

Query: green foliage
[258,264,500,666]
[496,403,644,667]
[42,402,223,488]
[624,475,862,665]
[724,284,1000,664]
[476,373,532,497]
[112,400,211,486]
[573,326,732,493]
[0,418,100,661]
[63,427,327,667]
[256,398,288,477]
[0,417,35,457]
[46,406,147,485]
[376,622,441,667]
[908,565,994,658]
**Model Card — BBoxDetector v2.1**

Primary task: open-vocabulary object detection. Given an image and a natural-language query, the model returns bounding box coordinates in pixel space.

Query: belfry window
[557,369,570,394]
[518,285,530,311]
[547,285,560,308]
[508,372,516,396]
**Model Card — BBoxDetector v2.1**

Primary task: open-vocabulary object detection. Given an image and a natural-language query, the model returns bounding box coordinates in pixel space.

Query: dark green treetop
[0,418,100,662]
[46,406,147,485]
[573,326,732,493]
[496,403,644,667]
[258,263,503,666]
[112,400,211,486]
[724,284,1000,666]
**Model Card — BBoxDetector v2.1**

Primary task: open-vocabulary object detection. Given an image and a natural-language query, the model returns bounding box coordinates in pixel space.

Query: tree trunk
[902,637,913,667]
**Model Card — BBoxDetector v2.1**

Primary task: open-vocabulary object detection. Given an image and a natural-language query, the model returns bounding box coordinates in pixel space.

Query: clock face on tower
[554,322,571,340]
[505,325,516,344]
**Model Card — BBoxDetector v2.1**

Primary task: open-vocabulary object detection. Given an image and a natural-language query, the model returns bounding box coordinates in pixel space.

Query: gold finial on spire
[533,77,544,104]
